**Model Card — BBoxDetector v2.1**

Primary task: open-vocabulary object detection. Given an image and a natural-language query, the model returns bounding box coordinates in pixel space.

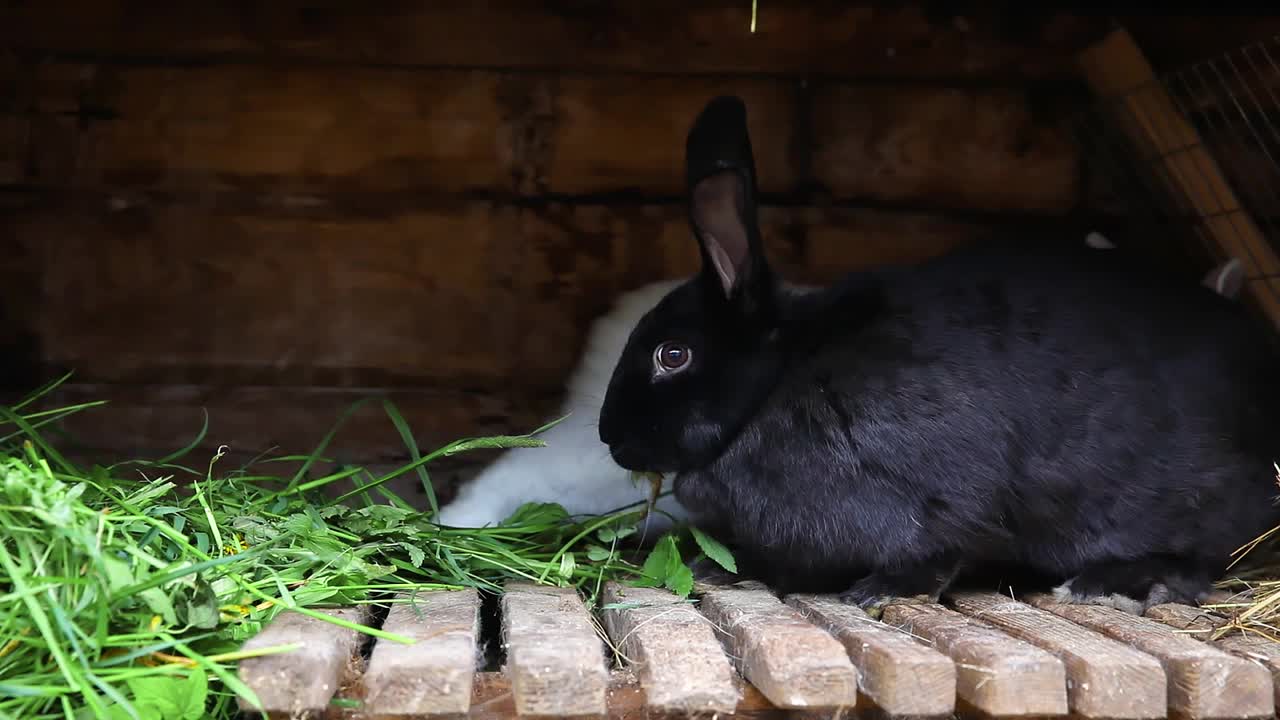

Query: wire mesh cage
[1066,28,1280,335]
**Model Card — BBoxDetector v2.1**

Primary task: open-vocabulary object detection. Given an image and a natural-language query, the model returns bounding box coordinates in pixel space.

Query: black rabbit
[597,95,1280,614]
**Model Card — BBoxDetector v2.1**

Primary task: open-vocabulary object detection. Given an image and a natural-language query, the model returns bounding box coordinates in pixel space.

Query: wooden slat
[0,190,41,393]
[500,582,609,716]
[17,203,534,385]
[1026,595,1274,720]
[0,114,24,185]
[949,592,1167,719]
[785,594,955,716]
[465,671,788,720]
[41,382,552,474]
[811,84,1080,212]
[697,582,858,710]
[236,606,369,715]
[13,200,986,468]
[1147,602,1280,712]
[526,75,798,197]
[15,201,986,389]
[599,583,740,714]
[881,602,1069,717]
[20,62,1080,212]
[3,1,1106,81]
[69,65,514,195]
[362,589,482,715]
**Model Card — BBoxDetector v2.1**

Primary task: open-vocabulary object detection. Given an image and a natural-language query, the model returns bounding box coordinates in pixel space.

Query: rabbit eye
[653,342,692,374]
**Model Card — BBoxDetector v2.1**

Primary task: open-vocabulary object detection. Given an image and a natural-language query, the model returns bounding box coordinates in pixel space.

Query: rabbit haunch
[437,236,1242,531]
[596,94,1280,614]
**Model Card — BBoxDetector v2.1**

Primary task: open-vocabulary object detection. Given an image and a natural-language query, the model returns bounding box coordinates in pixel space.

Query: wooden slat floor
[236,576,1279,720]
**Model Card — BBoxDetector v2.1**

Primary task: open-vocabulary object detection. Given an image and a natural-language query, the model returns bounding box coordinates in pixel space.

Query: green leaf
[664,562,694,598]
[183,576,221,630]
[101,555,136,594]
[557,552,576,580]
[140,587,178,626]
[639,535,679,588]
[501,502,569,527]
[689,527,738,574]
[193,532,210,556]
[585,545,611,562]
[403,542,426,568]
[597,525,637,544]
[179,669,209,720]
[638,535,694,597]
[124,676,185,719]
[105,706,136,720]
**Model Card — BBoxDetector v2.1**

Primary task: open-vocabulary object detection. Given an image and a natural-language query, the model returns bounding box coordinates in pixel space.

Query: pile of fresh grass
[0,375,723,720]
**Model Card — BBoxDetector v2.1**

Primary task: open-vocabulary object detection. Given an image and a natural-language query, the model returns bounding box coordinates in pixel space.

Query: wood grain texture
[237,606,370,715]
[881,602,1069,717]
[786,594,956,716]
[697,582,859,710]
[599,583,741,714]
[1027,596,1274,720]
[949,592,1167,719]
[500,582,609,716]
[2,1,1107,81]
[13,200,989,390]
[38,382,549,475]
[811,84,1080,212]
[19,203,533,386]
[464,671,789,720]
[67,65,515,196]
[1147,602,1280,713]
[11,197,993,478]
[362,589,482,715]
[251,670,795,719]
[16,61,1079,211]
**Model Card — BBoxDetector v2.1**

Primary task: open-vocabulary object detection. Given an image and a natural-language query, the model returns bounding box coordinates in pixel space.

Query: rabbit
[596,94,1280,615]
[436,230,1240,536]
[435,278,691,532]
[1085,230,1244,300]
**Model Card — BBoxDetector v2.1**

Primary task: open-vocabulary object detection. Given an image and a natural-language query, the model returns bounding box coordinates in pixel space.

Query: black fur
[597,95,1280,611]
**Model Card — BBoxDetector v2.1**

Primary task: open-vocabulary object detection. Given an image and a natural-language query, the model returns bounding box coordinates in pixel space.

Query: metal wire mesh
[1065,33,1280,327]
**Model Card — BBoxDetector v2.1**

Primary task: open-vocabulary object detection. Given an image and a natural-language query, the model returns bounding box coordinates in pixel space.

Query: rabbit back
[676,241,1280,595]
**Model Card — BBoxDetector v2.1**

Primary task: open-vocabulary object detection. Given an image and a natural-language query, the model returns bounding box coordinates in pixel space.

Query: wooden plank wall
[0,1,1146,496]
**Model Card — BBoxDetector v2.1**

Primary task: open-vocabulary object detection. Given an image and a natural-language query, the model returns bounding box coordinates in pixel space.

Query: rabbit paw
[838,563,957,618]
[1052,556,1213,614]
[837,581,897,619]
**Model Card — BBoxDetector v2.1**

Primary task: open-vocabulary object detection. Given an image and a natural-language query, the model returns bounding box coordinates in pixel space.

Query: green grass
[0,374,720,720]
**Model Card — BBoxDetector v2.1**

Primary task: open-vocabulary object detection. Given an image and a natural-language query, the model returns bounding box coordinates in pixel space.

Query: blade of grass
[381,398,437,516]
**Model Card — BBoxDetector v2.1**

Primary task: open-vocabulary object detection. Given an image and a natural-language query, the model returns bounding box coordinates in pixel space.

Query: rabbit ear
[691,169,754,296]
[685,96,770,309]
